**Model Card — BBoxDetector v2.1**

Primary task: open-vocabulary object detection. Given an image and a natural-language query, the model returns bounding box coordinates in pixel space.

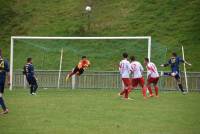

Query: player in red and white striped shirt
[129,56,146,98]
[144,58,160,97]
[118,53,132,100]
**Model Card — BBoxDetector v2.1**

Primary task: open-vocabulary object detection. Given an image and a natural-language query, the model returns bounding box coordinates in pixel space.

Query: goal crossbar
[10,36,152,90]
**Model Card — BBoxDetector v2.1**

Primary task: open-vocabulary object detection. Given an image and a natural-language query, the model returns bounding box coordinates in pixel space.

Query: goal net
[10,36,167,90]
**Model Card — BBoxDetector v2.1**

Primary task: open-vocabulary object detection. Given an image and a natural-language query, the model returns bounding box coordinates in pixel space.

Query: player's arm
[146,65,151,79]
[118,62,122,71]
[84,60,91,69]
[160,59,171,67]
[180,57,192,66]
[87,60,91,67]
[184,61,192,66]
[77,61,82,69]
[140,63,144,74]
[128,62,133,73]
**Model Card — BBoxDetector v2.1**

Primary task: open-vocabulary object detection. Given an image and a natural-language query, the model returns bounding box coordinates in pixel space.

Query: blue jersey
[24,63,35,77]
[166,56,184,73]
[0,58,10,79]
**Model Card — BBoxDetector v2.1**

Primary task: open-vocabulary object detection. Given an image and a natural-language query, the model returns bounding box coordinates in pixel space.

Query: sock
[124,89,129,98]
[120,89,125,95]
[0,97,7,111]
[33,84,38,93]
[178,84,184,92]
[155,86,159,96]
[142,86,147,97]
[30,85,34,94]
[147,86,153,95]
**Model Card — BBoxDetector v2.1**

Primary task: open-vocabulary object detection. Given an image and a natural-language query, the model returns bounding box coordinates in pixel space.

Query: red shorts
[122,78,131,87]
[148,77,159,85]
[132,77,145,88]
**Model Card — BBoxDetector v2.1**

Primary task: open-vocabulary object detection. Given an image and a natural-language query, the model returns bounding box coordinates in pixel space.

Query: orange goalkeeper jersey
[77,59,90,69]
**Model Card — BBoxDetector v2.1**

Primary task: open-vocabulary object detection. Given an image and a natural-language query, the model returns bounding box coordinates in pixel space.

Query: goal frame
[10,36,152,90]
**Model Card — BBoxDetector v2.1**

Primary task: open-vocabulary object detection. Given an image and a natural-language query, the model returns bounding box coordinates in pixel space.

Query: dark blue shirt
[0,58,10,78]
[24,63,35,77]
[167,56,184,73]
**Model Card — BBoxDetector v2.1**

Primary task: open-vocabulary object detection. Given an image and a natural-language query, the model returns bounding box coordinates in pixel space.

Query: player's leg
[27,78,34,94]
[0,79,8,114]
[162,72,171,76]
[32,78,38,94]
[147,78,154,97]
[76,68,84,76]
[139,77,147,98]
[130,78,138,93]
[124,79,132,99]
[119,79,126,96]
[121,78,131,99]
[66,66,79,81]
[153,78,159,97]
[175,75,185,94]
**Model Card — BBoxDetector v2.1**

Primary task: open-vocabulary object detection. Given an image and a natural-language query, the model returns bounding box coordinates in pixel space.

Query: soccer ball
[85,6,91,12]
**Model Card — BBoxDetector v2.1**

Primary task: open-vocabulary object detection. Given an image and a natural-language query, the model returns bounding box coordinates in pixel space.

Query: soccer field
[1,89,200,134]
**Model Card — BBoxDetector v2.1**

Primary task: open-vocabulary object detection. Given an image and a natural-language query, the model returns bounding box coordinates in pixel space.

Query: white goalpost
[10,36,152,90]
[182,46,189,92]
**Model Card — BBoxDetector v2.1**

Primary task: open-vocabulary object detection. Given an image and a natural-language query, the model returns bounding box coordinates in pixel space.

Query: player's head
[130,56,135,62]
[27,57,32,63]
[122,52,128,59]
[82,56,87,60]
[172,52,177,57]
[144,57,149,66]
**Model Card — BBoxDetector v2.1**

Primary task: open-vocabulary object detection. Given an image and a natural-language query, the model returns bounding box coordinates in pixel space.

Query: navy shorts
[26,76,37,86]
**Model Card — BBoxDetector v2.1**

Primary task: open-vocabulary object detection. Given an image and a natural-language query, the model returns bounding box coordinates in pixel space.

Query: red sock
[120,89,125,95]
[124,89,129,98]
[155,86,159,96]
[148,86,153,95]
[142,86,147,97]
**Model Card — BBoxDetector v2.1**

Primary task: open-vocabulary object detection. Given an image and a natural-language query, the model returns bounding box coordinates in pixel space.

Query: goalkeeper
[66,56,90,81]
[160,52,191,94]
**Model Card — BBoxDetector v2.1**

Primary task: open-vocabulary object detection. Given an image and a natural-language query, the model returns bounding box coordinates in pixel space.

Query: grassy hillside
[0,0,200,71]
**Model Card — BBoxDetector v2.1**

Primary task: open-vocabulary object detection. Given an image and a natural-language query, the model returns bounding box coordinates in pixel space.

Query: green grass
[0,0,200,71]
[1,89,200,134]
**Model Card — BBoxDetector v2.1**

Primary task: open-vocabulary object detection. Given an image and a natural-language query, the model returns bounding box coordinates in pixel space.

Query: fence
[13,70,200,91]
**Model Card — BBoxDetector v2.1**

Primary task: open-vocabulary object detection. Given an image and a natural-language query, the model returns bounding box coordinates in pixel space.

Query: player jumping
[118,53,133,100]
[66,56,90,81]
[144,58,160,98]
[0,49,10,114]
[129,56,146,98]
[160,52,191,94]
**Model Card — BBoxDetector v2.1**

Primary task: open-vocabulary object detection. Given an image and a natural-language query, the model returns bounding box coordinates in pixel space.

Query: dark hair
[130,56,135,61]
[144,57,149,62]
[122,52,128,58]
[172,52,177,57]
[82,56,87,59]
[27,57,32,62]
